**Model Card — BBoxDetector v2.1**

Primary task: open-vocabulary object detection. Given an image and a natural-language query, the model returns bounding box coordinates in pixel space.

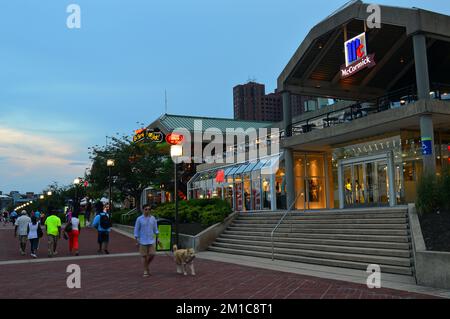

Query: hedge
[151,199,232,227]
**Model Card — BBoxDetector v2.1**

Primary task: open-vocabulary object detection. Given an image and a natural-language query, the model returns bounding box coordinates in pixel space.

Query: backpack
[99,213,112,229]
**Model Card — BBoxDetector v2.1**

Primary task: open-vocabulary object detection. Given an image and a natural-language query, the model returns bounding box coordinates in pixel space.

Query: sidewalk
[0,227,443,299]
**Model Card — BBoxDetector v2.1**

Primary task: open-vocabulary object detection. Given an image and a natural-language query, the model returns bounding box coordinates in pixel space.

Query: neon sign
[133,129,164,143]
[345,33,367,67]
[341,32,376,79]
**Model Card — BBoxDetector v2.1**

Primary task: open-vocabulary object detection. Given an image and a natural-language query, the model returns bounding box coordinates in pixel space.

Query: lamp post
[107,159,115,215]
[170,144,183,247]
[73,178,81,211]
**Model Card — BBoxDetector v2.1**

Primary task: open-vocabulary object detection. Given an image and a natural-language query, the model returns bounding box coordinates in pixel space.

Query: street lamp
[170,144,183,247]
[74,178,81,210]
[107,159,115,214]
[47,191,52,196]
[40,195,45,200]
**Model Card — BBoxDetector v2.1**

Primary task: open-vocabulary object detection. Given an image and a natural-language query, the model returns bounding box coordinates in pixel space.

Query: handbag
[37,224,43,238]
[65,222,73,233]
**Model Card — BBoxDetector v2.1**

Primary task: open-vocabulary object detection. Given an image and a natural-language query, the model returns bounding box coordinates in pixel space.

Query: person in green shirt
[44,209,61,258]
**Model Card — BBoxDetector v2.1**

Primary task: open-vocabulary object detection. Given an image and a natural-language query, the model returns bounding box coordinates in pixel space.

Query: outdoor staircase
[209,208,415,276]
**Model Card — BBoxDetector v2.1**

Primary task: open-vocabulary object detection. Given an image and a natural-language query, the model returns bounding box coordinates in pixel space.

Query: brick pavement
[0,252,438,299]
[0,225,441,299]
[0,227,137,261]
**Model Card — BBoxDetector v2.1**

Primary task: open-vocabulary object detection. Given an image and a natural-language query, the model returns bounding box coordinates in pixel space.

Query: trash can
[156,218,173,252]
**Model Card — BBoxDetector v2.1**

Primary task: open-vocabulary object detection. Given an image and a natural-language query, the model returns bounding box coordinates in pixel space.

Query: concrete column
[282,91,292,137]
[270,173,277,211]
[413,34,431,100]
[338,162,344,209]
[324,153,330,209]
[420,114,436,174]
[387,151,396,207]
[284,148,295,210]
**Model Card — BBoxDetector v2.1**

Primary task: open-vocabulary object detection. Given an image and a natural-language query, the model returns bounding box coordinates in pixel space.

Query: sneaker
[31,254,37,259]
[53,251,58,256]
[20,251,25,256]
[104,250,110,255]
[143,271,150,278]
[75,252,79,256]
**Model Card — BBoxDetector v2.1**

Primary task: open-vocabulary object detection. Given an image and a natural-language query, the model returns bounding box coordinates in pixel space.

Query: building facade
[233,82,322,122]
[188,1,450,213]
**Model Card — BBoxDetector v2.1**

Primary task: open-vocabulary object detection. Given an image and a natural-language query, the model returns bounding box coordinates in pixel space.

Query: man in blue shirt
[134,204,160,278]
[92,202,112,254]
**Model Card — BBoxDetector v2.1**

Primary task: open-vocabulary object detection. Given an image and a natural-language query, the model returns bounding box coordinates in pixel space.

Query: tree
[87,135,173,212]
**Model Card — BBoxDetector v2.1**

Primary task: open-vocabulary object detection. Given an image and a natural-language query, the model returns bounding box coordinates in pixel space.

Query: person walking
[10,210,18,226]
[64,211,81,256]
[14,210,31,256]
[27,215,42,258]
[44,209,61,258]
[34,208,41,220]
[134,204,160,278]
[2,211,8,226]
[92,201,112,254]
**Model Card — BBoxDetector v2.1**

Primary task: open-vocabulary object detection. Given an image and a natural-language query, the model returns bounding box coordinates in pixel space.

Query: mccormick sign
[341,32,376,79]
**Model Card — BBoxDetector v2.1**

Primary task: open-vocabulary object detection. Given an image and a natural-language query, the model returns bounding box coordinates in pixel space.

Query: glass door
[342,159,390,208]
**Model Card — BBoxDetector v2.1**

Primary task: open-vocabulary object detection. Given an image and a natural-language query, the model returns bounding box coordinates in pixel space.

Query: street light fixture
[107,159,115,215]
[47,191,52,196]
[170,144,183,247]
[73,178,81,210]
[40,195,45,200]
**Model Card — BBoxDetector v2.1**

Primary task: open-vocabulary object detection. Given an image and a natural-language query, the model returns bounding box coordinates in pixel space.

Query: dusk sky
[1,0,449,193]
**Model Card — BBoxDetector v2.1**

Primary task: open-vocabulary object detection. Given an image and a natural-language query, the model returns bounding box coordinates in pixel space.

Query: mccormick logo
[345,33,367,67]
[341,32,376,79]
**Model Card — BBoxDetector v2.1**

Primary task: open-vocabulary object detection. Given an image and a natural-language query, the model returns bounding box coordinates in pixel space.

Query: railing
[271,191,304,261]
[120,208,138,225]
[286,85,418,137]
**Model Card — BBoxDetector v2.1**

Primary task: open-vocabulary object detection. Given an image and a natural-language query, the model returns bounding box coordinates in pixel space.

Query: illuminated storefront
[187,154,285,211]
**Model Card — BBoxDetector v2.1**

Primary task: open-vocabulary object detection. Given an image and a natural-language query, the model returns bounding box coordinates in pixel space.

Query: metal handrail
[120,208,137,224]
[271,191,304,261]
[288,84,417,136]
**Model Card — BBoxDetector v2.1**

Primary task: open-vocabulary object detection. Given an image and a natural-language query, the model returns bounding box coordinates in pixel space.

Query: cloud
[68,162,89,166]
[0,126,88,191]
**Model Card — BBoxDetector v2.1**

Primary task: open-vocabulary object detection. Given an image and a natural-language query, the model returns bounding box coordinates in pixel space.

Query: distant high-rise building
[233,82,321,122]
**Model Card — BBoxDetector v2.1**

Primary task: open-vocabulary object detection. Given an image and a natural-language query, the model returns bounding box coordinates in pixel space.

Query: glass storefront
[332,132,448,208]
[187,155,282,212]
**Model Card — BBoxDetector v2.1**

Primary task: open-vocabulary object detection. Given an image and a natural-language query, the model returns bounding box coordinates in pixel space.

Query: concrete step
[211,242,412,267]
[223,230,410,243]
[242,210,407,218]
[208,246,413,276]
[215,238,411,258]
[237,213,408,220]
[234,218,408,225]
[230,223,408,230]
[227,226,409,236]
[220,233,411,250]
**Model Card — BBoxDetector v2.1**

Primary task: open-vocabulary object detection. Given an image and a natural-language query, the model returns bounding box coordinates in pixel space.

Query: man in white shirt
[15,210,31,255]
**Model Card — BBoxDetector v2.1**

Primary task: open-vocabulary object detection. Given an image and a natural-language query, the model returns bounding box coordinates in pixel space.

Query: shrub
[416,168,450,215]
[152,199,232,227]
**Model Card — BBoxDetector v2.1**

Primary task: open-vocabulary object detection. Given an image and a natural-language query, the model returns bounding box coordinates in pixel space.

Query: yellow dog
[173,245,196,276]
